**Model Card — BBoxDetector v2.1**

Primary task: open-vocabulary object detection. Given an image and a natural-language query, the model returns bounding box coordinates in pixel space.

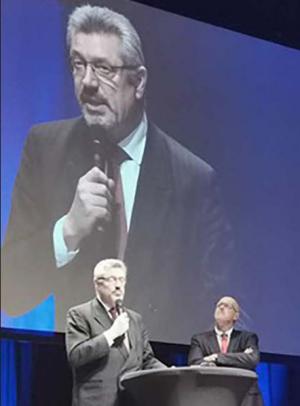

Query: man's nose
[82,65,98,88]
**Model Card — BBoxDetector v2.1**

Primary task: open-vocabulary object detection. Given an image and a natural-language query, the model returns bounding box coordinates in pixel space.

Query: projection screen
[1,0,300,356]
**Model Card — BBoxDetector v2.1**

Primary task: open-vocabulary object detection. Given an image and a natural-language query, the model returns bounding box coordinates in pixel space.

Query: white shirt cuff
[53,215,79,268]
[103,330,114,347]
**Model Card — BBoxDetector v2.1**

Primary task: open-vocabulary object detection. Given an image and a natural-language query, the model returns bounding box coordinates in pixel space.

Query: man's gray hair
[93,258,127,281]
[67,4,145,66]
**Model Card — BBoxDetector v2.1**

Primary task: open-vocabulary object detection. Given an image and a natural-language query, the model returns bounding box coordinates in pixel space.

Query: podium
[120,366,258,406]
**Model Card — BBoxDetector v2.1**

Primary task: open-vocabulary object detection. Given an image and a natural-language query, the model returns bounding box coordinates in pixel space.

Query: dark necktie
[92,133,131,259]
[109,307,118,320]
[109,145,131,260]
[221,333,229,353]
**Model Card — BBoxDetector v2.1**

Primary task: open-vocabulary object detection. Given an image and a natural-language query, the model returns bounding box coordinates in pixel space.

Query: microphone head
[115,299,123,314]
[93,138,104,170]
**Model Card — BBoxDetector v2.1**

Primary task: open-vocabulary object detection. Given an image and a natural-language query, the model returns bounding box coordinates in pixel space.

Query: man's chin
[83,111,114,129]
[113,295,124,303]
[81,105,113,127]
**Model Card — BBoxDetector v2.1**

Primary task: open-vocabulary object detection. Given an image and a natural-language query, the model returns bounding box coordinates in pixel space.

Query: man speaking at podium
[66,258,165,406]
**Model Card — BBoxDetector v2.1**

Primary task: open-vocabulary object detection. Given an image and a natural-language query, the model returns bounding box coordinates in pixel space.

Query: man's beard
[81,104,114,130]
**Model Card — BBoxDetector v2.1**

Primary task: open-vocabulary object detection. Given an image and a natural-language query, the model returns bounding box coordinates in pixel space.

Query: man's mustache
[80,93,109,106]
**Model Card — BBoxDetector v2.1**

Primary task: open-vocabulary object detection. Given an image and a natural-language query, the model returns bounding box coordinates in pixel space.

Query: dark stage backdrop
[1,0,300,356]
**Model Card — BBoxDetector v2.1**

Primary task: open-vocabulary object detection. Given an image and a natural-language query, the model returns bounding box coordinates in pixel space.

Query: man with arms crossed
[188,296,263,406]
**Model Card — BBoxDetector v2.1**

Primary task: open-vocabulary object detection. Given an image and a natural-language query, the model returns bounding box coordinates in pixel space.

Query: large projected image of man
[2,4,234,340]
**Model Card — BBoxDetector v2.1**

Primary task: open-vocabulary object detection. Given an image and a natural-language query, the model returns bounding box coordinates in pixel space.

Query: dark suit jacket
[2,117,234,340]
[188,329,264,406]
[66,298,164,406]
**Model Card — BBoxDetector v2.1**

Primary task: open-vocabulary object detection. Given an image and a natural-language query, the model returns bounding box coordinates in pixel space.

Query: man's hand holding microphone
[104,300,129,346]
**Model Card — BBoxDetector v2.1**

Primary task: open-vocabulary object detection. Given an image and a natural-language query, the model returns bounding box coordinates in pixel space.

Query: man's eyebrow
[70,51,108,64]
[70,50,83,58]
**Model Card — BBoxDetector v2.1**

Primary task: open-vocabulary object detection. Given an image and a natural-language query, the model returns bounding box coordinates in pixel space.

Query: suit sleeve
[188,335,206,365]
[216,333,260,370]
[198,169,235,297]
[65,307,110,368]
[2,128,57,315]
[138,317,166,369]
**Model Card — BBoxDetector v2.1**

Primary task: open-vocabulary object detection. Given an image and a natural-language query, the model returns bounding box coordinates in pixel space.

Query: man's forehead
[94,265,126,278]
[71,32,122,58]
[217,296,238,306]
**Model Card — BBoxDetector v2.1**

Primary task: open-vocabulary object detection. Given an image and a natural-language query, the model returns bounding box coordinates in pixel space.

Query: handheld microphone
[91,129,110,232]
[115,299,123,316]
[90,124,109,174]
[93,138,108,174]
[112,299,125,344]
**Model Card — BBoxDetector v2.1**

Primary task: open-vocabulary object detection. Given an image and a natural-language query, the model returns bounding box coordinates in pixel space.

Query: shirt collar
[215,326,234,338]
[96,296,112,313]
[119,113,147,165]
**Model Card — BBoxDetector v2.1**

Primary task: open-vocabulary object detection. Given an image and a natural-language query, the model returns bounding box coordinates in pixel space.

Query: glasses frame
[96,275,127,285]
[70,56,139,81]
[216,302,238,312]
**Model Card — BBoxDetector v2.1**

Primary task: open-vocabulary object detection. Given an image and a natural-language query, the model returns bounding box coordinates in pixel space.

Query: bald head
[214,296,240,331]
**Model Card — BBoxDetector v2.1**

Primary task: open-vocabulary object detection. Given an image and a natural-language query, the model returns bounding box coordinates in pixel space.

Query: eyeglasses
[96,276,126,285]
[70,57,139,81]
[216,302,237,311]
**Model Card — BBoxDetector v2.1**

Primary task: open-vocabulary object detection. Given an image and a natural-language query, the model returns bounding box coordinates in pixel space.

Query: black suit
[2,117,234,340]
[188,329,264,406]
[66,298,164,406]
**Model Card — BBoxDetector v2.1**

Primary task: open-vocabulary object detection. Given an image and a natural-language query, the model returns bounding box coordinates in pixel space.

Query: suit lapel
[63,119,94,195]
[120,311,140,373]
[210,331,221,353]
[53,118,94,219]
[227,329,239,353]
[125,123,172,266]
[91,298,112,330]
[126,310,137,351]
[116,339,129,360]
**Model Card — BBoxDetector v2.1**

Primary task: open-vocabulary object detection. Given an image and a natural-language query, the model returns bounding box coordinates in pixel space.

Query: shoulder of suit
[149,122,215,177]
[125,308,142,320]
[191,330,214,340]
[67,299,94,315]
[27,116,83,142]
[30,116,81,131]
[233,329,258,338]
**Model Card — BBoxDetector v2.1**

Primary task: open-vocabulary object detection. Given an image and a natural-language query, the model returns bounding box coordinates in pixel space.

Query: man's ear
[134,66,147,100]
[233,312,240,322]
